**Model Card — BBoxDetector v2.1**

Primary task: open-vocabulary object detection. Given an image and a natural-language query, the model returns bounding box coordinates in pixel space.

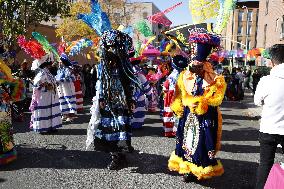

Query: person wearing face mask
[168,29,227,182]
[86,30,140,170]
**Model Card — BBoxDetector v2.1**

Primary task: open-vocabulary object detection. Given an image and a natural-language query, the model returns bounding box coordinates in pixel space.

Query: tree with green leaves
[0,0,70,50]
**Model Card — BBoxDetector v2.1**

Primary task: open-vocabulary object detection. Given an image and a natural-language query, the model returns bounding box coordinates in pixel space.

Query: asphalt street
[1,95,283,189]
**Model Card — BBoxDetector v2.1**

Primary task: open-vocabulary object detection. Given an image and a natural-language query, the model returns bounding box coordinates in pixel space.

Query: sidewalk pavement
[241,92,262,118]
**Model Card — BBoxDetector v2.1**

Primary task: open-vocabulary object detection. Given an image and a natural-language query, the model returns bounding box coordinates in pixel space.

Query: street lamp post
[242,5,249,67]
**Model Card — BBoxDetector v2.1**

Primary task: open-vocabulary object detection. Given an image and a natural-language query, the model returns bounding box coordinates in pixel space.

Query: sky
[130,0,193,26]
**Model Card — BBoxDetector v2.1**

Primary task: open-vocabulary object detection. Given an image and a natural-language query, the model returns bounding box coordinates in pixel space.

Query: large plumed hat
[18,35,55,70]
[188,29,221,62]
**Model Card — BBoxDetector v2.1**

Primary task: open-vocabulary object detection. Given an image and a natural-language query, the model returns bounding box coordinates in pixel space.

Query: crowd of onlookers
[222,66,263,101]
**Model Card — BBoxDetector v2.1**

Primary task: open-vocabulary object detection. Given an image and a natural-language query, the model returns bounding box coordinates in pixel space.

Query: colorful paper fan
[148,14,172,27]
[148,2,182,27]
[77,0,112,36]
[69,38,94,56]
[189,0,220,24]
[17,35,46,59]
[134,20,153,37]
[32,32,59,60]
[214,0,237,34]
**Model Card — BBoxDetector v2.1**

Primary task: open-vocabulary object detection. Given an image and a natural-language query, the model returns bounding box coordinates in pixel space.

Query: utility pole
[242,5,249,67]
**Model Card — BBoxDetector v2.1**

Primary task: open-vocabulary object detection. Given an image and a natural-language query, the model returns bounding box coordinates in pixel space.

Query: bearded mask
[188,61,204,76]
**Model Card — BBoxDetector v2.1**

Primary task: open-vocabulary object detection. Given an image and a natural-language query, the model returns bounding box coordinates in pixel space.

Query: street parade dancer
[0,59,25,165]
[18,35,62,134]
[56,54,77,122]
[130,57,152,129]
[168,29,226,182]
[162,55,188,137]
[87,30,140,170]
[82,0,141,170]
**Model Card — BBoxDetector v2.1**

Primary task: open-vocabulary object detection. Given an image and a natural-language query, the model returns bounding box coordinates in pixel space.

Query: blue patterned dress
[168,75,224,180]
[92,64,133,152]
[56,67,77,115]
[131,67,152,129]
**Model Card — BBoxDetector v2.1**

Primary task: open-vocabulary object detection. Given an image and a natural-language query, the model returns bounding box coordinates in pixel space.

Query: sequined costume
[168,66,226,180]
[168,29,226,180]
[87,30,139,153]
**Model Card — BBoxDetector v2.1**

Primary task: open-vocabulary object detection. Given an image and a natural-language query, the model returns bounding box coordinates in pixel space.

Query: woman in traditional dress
[0,59,25,165]
[30,54,62,133]
[162,55,188,137]
[168,29,226,182]
[17,35,62,133]
[87,30,140,170]
[56,54,77,122]
[130,57,152,129]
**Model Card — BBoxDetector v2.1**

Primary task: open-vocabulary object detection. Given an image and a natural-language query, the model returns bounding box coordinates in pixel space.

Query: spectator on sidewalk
[254,44,284,189]
[252,68,261,94]
[82,64,92,98]
[235,67,245,100]
[244,67,252,92]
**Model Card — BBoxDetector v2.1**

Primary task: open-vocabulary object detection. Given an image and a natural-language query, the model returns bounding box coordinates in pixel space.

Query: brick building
[257,0,284,48]
[222,0,259,51]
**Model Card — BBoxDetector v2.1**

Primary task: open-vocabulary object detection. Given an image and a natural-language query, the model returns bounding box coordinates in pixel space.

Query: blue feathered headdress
[77,0,112,36]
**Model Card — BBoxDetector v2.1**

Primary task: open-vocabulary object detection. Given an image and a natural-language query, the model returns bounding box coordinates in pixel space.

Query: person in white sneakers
[254,44,284,189]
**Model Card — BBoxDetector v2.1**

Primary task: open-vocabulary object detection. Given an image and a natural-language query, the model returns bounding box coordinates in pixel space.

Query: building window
[247,22,252,35]
[248,10,253,22]
[281,16,284,39]
[238,25,243,34]
[276,18,280,32]
[265,0,269,15]
[264,24,267,47]
[237,36,243,49]
[238,10,244,21]
[143,12,148,19]
[246,38,251,50]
